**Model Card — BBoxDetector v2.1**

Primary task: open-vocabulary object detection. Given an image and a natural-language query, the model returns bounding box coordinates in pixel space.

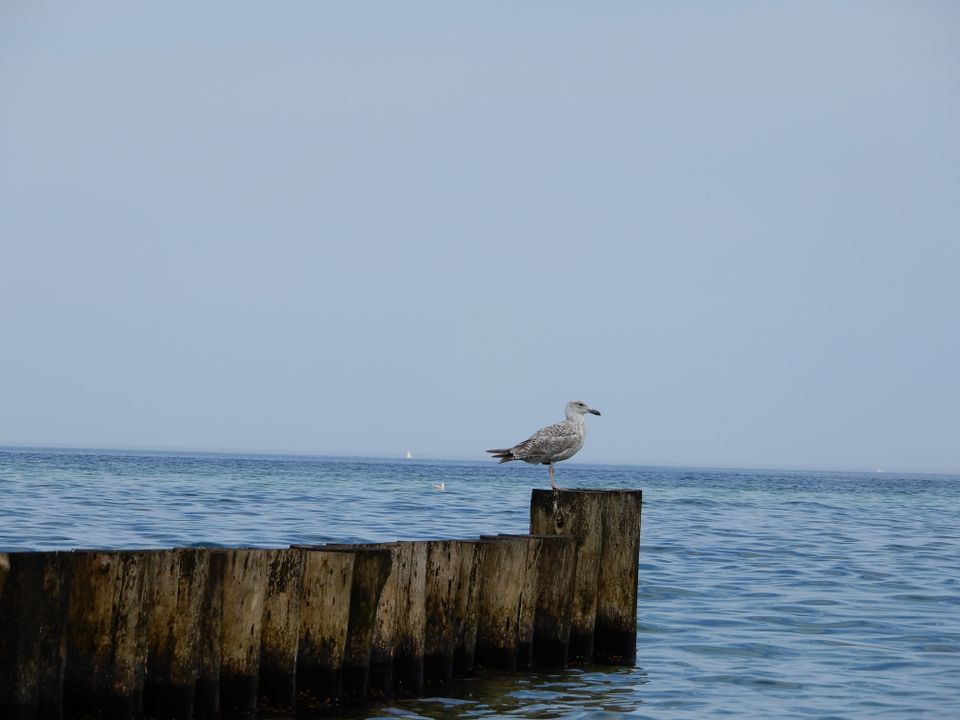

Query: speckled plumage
[487,400,601,489]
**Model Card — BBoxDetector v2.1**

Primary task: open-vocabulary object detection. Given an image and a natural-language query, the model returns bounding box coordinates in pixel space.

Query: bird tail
[486,448,515,464]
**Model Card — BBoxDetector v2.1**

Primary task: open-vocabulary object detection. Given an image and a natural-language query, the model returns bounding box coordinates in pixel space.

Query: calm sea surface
[2,448,959,719]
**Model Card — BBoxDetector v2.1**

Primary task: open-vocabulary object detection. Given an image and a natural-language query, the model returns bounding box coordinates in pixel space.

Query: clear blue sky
[2,3,958,473]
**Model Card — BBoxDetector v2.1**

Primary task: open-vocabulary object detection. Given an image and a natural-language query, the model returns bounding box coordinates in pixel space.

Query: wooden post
[63,551,148,720]
[474,536,529,671]
[593,490,643,664]
[451,540,484,677]
[143,548,211,720]
[389,542,428,696]
[366,542,427,698]
[341,547,392,702]
[0,553,8,717]
[530,489,642,665]
[491,535,544,670]
[367,543,396,698]
[219,548,268,720]
[259,548,306,711]
[193,550,225,720]
[143,549,179,719]
[530,489,605,662]
[294,543,392,702]
[423,540,459,684]
[531,535,577,668]
[296,548,355,708]
[0,551,72,719]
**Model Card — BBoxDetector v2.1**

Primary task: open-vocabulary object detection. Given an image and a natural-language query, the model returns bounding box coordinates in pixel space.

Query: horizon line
[1,442,957,479]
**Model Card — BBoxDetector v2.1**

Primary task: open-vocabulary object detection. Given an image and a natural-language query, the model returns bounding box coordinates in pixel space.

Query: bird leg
[549,463,560,491]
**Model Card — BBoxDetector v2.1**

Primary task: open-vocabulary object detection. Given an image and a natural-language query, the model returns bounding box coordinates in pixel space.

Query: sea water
[1,448,958,719]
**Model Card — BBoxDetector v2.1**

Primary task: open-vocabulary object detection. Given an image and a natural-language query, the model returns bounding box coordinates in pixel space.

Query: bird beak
[590,408,601,416]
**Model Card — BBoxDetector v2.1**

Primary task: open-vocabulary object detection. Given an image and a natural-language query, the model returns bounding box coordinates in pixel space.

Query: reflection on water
[301,667,650,720]
[2,449,960,719]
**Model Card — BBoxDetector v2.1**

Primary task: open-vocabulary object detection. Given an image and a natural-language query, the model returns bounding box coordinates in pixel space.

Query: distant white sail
[405,451,413,459]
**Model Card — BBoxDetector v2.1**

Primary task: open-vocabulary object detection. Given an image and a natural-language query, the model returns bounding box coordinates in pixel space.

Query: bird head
[568,400,601,417]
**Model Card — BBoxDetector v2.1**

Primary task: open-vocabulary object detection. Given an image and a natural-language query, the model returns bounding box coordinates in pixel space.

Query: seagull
[487,400,601,490]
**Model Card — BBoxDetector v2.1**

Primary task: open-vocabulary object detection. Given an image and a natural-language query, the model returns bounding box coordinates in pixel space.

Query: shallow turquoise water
[2,448,959,718]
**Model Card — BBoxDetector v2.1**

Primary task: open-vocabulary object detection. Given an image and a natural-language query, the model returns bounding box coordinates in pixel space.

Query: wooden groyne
[0,489,641,719]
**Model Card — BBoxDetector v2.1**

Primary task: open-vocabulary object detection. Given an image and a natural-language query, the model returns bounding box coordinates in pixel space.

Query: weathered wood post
[143,548,178,719]
[194,550,226,720]
[474,536,530,671]
[0,551,72,720]
[366,542,428,697]
[423,540,464,684]
[340,547,392,701]
[0,552,8,717]
[491,535,544,670]
[219,548,269,720]
[258,548,306,711]
[300,544,393,702]
[530,489,642,665]
[367,542,396,698]
[529,490,605,662]
[63,550,148,720]
[451,540,484,676]
[531,535,577,668]
[423,540,453,684]
[388,541,428,696]
[593,490,643,664]
[143,548,211,720]
[296,548,355,708]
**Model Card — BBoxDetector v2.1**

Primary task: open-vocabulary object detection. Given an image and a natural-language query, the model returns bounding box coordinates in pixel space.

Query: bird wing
[511,420,580,461]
